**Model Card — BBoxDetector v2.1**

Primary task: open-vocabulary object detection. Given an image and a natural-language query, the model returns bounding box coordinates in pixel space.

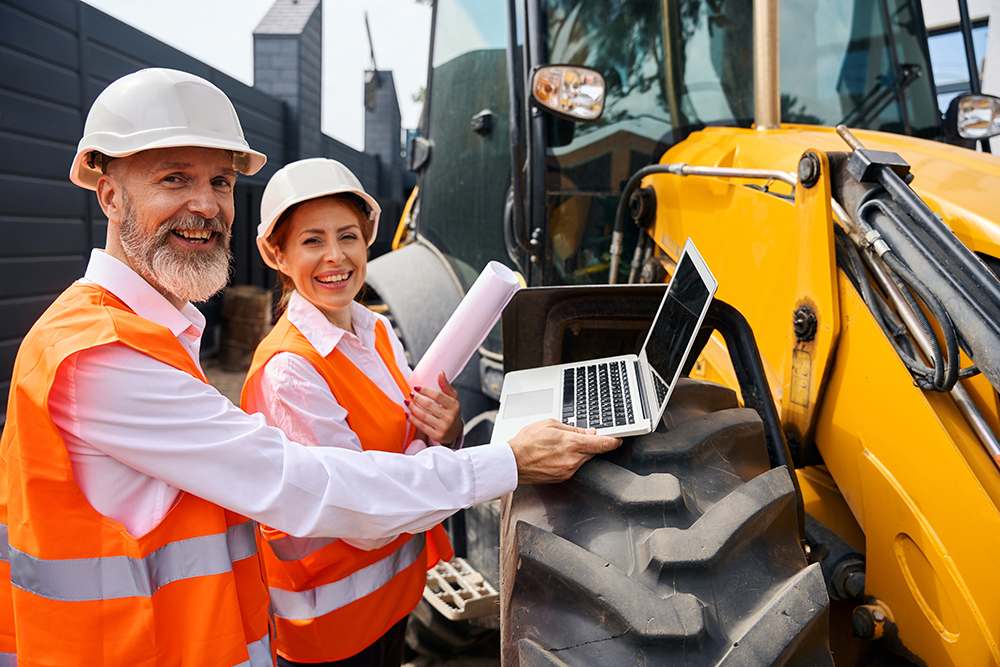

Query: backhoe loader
[366,0,1000,663]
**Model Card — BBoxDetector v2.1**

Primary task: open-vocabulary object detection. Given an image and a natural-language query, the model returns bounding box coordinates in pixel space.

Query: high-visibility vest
[242,312,453,663]
[0,282,273,667]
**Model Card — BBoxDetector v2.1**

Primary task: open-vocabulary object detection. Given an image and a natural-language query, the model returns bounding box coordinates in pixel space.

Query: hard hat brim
[70,133,267,191]
[257,186,382,249]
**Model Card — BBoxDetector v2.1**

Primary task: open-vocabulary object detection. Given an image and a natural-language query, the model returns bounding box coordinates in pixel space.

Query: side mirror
[530,65,605,122]
[945,93,1000,140]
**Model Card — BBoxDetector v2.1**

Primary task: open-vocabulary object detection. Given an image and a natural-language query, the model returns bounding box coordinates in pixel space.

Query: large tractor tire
[500,379,833,666]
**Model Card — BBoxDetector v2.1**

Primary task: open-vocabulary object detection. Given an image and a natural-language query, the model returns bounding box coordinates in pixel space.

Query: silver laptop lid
[638,238,719,424]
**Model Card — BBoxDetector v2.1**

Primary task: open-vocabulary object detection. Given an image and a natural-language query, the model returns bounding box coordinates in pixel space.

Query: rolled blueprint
[409,261,520,390]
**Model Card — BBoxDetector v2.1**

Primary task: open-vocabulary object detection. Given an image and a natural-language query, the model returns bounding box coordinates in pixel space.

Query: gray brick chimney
[253,0,323,161]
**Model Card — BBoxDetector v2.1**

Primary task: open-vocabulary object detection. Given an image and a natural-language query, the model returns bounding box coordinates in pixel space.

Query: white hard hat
[256,158,381,269]
[70,68,266,190]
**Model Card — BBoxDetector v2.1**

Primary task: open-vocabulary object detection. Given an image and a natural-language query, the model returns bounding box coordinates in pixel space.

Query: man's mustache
[165,214,229,236]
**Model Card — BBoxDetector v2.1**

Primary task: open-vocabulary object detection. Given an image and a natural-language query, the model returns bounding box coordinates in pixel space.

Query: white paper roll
[409,261,520,390]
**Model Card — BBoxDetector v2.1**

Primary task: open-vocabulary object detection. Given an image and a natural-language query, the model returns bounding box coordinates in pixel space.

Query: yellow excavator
[366,0,1000,663]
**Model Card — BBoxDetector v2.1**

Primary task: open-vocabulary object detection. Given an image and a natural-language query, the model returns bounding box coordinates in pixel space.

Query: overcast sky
[81,0,432,151]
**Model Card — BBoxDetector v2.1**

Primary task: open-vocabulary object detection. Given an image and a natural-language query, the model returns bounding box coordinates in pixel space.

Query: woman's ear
[273,246,287,273]
[256,236,282,271]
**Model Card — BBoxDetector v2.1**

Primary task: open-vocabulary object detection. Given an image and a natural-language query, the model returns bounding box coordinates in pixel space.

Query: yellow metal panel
[781,150,838,446]
[647,139,841,443]
[815,273,1000,665]
[647,164,794,410]
[683,124,1000,261]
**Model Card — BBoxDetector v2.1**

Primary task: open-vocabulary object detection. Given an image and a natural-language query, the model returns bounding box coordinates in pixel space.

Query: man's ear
[95,175,122,225]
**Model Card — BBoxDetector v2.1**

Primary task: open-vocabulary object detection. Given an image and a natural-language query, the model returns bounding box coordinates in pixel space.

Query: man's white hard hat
[70,68,267,190]
[256,158,382,269]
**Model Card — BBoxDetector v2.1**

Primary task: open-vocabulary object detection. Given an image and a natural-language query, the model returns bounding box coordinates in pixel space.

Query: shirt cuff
[466,442,518,504]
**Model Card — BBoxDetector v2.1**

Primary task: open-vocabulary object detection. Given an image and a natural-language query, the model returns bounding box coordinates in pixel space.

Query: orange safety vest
[0,282,273,667]
[242,312,453,663]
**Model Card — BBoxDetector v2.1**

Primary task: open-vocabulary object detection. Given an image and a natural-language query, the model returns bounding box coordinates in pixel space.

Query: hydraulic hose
[627,233,648,284]
[836,125,1000,392]
[609,165,682,284]
[865,246,980,382]
[879,250,959,391]
[837,230,939,383]
[835,226,964,392]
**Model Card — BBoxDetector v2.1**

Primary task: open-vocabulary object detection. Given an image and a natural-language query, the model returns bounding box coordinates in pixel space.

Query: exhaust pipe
[754,0,781,131]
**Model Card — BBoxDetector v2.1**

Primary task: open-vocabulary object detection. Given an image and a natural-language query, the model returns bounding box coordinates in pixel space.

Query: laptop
[490,239,718,443]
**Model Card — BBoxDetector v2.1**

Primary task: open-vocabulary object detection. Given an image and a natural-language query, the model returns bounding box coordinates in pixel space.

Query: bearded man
[0,69,620,666]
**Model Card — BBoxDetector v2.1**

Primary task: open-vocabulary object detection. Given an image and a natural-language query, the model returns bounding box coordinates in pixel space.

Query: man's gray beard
[118,193,233,304]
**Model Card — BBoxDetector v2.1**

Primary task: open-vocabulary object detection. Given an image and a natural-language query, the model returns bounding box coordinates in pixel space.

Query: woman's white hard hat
[256,158,382,269]
[70,68,267,190]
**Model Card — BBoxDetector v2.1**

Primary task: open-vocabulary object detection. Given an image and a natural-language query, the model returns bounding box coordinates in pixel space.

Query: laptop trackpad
[503,389,553,418]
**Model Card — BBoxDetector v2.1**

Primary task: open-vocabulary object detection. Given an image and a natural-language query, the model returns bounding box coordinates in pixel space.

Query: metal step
[424,557,499,621]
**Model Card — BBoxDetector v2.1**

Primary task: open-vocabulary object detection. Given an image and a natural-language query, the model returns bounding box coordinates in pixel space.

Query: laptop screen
[644,251,712,409]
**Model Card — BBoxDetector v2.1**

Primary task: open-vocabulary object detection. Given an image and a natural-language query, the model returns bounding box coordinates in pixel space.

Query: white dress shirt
[243,292,460,549]
[243,291,459,459]
[47,249,516,538]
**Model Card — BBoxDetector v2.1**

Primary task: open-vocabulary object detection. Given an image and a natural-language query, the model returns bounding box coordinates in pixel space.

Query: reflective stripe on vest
[0,524,7,563]
[269,532,425,621]
[0,633,270,667]
[267,534,339,562]
[8,521,256,602]
[242,633,273,667]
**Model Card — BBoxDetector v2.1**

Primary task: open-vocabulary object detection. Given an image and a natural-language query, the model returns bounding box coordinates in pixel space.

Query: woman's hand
[405,371,463,446]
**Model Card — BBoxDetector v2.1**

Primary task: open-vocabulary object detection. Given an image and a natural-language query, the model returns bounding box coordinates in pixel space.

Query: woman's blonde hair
[267,194,374,317]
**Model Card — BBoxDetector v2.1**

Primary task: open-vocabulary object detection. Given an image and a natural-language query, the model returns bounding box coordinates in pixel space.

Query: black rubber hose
[836,228,944,385]
[880,250,960,391]
[863,197,1000,355]
[857,199,963,391]
[610,165,681,282]
[876,166,1000,312]
[887,257,937,349]
[837,228,980,387]
[880,254,978,379]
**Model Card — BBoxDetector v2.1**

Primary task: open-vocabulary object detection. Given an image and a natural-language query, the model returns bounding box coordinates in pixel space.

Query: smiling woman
[241,158,465,667]
[268,197,371,332]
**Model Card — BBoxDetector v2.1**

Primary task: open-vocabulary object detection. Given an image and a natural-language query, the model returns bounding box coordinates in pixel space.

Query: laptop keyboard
[653,373,669,407]
[562,360,635,429]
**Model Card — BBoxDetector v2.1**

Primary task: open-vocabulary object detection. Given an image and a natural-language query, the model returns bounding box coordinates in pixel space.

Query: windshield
[544,0,940,284]
[783,0,939,135]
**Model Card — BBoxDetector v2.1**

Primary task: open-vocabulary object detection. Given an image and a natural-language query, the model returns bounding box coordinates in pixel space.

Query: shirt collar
[83,249,206,337]
[286,291,379,356]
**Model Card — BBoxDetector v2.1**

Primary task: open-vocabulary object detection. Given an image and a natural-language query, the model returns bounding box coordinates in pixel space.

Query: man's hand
[508,419,622,484]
